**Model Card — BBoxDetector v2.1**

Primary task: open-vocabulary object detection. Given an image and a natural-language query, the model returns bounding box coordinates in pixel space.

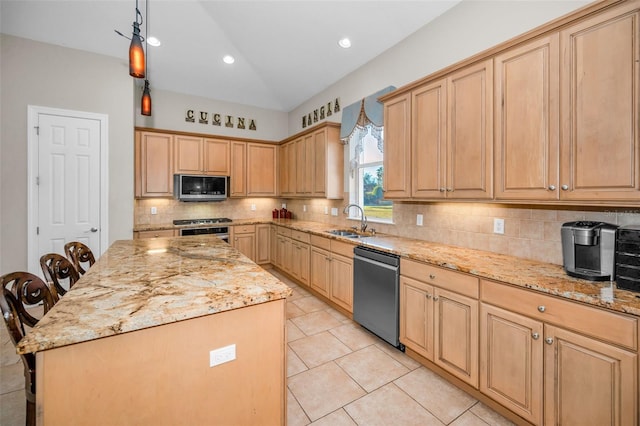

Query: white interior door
[29,107,106,273]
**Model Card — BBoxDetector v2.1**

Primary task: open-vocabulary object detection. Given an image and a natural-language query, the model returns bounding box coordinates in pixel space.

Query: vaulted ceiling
[1,1,461,112]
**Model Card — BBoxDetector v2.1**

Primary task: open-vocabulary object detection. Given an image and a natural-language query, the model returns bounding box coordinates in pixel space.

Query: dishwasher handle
[354,254,400,272]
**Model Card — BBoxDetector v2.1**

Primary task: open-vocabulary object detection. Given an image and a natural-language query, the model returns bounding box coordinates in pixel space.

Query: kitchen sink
[326,229,367,238]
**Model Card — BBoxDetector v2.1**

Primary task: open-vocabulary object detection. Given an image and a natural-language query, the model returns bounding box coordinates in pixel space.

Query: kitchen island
[17,235,292,425]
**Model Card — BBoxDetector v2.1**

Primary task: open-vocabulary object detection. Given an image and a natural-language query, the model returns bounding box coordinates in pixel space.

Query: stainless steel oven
[174,218,231,242]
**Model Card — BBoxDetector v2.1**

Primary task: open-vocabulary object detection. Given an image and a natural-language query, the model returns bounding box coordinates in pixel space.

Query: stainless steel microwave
[173,174,228,202]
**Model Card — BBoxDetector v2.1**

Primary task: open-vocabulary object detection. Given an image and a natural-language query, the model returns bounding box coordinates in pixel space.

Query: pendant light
[141,0,152,116]
[129,0,145,78]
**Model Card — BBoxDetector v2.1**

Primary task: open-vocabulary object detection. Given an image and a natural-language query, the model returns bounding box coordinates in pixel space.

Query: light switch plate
[150,207,157,215]
[331,207,338,216]
[303,205,307,212]
[493,218,505,234]
[324,206,329,215]
[250,204,256,211]
[416,214,423,226]
[210,344,236,367]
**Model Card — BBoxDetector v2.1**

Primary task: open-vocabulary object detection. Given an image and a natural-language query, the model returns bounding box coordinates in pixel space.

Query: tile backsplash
[135,197,640,266]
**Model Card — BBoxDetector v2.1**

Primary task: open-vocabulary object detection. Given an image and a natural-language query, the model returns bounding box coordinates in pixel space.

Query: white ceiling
[1,0,461,112]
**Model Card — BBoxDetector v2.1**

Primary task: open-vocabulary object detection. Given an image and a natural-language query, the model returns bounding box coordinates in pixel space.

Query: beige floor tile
[287,388,311,426]
[311,408,357,425]
[288,362,365,422]
[324,307,352,324]
[289,331,352,368]
[336,345,409,392]
[0,389,25,426]
[449,410,491,426]
[329,323,379,351]
[287,319,306,342]
[288,347,308,377]
[287,301,307,319]
[288,286,311,302]
[290,310,343,336]
[345,383,444,426]
[375,342,422,370]
[394,367,477,424]
[292,296,331,314]
[469,402,515,426]
[0,362,25,394]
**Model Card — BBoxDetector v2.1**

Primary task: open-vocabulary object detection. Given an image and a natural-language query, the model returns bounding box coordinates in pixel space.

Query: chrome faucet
[343,204,367,233]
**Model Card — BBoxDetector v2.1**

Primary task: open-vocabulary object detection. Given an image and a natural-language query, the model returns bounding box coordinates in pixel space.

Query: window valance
[339,86,396,142]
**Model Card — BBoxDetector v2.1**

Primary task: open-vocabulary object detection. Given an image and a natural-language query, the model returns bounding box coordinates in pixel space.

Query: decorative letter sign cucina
[185,109,257,131]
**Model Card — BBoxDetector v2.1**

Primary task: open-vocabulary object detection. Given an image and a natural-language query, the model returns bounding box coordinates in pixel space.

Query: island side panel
[36,299,286,425]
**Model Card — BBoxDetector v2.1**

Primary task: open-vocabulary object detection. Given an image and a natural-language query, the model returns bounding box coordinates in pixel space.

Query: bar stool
[40,252,80,297]
[1,272,58,426]
[64,241,95,275]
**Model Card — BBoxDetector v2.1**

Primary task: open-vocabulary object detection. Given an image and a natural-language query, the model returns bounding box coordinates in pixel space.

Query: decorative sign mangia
[301,97,340,128]
[185,109,257,131]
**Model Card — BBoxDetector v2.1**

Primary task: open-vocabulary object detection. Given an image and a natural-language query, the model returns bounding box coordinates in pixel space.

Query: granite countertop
[17,235,292,354]
[135,218,640,318]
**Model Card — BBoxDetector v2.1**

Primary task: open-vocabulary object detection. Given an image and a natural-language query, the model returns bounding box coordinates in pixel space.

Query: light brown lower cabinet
[309,236,353,313]
[255,224,270,265]
[399,269,479,388]
[480,279,638,425]
[231,224,256,261]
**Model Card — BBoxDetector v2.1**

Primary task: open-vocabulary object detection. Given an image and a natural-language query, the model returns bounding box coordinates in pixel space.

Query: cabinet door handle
[446,188,453,192]
[426,293,432,299]
[532,332,540,340]
[538,305,546,313]
[561,184,569,191]
[548,185,556,191]
[545,337,554,345]
[429,274,436,280]
[433,296,439,301]
[439,188,446,192]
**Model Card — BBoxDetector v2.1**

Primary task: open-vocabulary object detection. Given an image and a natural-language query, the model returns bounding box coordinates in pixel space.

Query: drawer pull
[532,332,540,340]
[537,305,546,313]
[545,337,554,345]
[429,274,436,280]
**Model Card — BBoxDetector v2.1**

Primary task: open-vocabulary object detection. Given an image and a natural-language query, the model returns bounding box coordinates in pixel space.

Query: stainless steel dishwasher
[353,246,403,350]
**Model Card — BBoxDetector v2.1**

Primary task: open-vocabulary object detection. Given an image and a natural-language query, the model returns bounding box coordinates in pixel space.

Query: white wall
[287,0,591,134]
[135,88,288,141]
[0,34,134,273]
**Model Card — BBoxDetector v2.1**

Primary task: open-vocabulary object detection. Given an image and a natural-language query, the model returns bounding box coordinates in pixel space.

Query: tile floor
[0,270,515,425]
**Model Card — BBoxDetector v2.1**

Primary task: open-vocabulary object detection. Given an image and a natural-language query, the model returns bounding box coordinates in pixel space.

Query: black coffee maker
[561,221,617,281]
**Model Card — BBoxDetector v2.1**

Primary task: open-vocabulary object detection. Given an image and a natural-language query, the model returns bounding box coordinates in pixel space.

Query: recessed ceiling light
[223,55,235,64]
[147,36,161,47]
[338,38,351,49]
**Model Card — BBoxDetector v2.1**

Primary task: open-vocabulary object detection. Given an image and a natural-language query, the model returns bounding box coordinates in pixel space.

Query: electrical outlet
[416,214,423,226]
[150,207,157,215]
[281,203,287,209]
[493,218,505,235]
[331,207,338,216]
[324,206,329,215]
[210,344,236,367]
[250,204,256,211]
[303,205,307,212]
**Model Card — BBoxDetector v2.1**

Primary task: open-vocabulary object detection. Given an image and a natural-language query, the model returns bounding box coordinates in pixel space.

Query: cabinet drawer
[136,229,176,239]
[331,240,354,258]
[310,235,331,250]
[234,224,256,234]
[291,230,310,244]
[481,279,638,350]
[277,227,291,237]
[401,259,479,299]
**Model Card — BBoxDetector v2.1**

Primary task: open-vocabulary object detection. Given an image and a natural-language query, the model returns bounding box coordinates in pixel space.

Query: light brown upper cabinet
[383,93,412,198]
[400,60,494,200]
[494,35,559,201]
[559,2,640,201]
[174,136,230,176]
[279,123,344,199]
[229,141,246,197]
[135,131,174,198]
[246,143,278,197]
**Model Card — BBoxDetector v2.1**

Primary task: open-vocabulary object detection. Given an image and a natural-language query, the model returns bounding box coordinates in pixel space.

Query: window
[348,123,393,223]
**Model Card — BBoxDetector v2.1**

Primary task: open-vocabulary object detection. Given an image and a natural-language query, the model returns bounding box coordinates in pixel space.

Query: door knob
[90,227,98,232]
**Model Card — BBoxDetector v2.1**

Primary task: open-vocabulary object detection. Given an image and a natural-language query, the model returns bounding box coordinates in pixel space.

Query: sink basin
[326,229,366,238]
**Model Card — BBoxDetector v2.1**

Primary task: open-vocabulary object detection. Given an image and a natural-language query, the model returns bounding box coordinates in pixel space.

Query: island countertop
[17,235,292,354]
